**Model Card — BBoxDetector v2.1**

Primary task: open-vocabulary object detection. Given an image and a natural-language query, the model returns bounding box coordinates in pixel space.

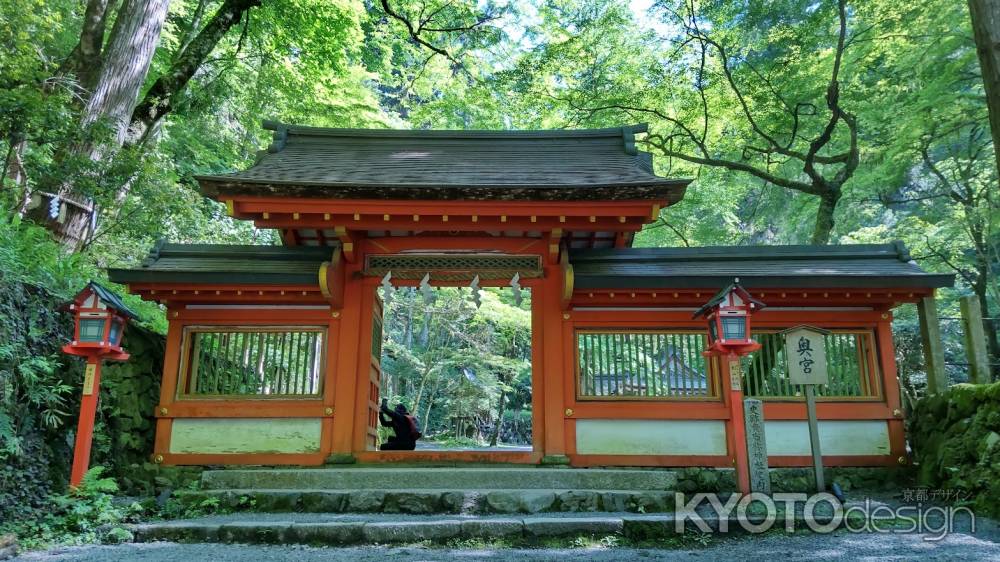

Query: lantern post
[694,280,765,494]
[61,282,136,488]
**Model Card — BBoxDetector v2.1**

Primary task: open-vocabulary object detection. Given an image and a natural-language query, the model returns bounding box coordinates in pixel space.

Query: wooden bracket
[548,229,563,264]
[560,250,574,311]
[319,246,346,309]
[333,226,356,262]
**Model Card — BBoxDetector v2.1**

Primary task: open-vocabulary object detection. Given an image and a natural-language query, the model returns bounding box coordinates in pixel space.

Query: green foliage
[0,466,145,549]
[380,287,532,445]
[0,217,166,525]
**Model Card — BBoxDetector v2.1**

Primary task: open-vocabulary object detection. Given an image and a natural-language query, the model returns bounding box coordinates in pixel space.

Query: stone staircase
[132,467,894,546]
[176,466,734,515]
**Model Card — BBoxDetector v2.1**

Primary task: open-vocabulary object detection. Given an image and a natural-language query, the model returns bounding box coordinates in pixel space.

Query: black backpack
[404,415,422,440]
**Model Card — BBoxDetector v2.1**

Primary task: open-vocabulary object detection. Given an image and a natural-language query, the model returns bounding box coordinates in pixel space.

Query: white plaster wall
[169,418,322,454]
[575,419,728,456]
[764,420,890,456]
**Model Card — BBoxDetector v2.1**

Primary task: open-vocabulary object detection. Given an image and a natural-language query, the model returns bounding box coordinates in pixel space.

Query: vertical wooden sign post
[782,326,830,493]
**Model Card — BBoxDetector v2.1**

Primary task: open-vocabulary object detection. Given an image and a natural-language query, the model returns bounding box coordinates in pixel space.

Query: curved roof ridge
[260,120,648,141]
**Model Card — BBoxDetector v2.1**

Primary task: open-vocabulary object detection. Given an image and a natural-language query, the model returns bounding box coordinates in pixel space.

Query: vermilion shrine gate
[108,122,952,481]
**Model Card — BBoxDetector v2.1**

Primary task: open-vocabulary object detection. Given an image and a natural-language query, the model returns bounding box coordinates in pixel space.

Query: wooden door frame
[347,239,554,463]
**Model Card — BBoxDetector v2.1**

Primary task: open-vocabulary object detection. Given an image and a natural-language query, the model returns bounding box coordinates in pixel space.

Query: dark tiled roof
[109,241,954,291]
[570,242,955,289]
[196,121,689,202]
[107,241,334,286]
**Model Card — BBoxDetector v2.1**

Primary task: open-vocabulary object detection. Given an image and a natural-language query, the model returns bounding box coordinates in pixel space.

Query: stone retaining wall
[909,382,1000,517]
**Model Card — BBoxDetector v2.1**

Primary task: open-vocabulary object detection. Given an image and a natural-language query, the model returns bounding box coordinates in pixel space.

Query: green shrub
[1,466,146,549]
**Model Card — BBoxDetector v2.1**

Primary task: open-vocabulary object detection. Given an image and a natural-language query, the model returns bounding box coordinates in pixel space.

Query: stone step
[177,488,682,514]
[131,512,777,545]
[200,467,690,492]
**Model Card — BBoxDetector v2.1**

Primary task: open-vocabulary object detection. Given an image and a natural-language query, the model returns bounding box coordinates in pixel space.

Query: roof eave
[196,177,690,203]
[107,269,321,286]
[573,274,956,290]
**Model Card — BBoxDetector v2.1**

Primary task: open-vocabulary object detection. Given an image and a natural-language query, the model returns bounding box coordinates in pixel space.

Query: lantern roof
[195,121,689,202]
[692,282,766,319]
[73,281,138,319]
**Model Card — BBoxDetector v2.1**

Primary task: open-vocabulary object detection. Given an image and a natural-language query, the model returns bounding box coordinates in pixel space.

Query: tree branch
[127,0,263,146]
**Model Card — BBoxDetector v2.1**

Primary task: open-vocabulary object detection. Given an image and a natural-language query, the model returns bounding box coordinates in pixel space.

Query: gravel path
[14,525,1000,562]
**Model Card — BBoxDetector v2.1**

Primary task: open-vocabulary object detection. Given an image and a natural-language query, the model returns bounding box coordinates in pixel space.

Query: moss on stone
[909,382,1000,517]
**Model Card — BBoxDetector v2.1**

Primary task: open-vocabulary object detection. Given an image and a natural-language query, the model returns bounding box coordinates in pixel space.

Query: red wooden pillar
[70,356,102,488]
[723,357,751,494]
[540,261,567,459]
[331,260,365,455]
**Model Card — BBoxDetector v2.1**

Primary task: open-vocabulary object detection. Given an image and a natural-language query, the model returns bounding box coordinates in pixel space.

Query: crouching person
[379,398,422,451]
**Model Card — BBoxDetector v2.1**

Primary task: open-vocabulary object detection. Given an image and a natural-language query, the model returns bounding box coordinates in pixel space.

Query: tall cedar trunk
[404,289,414,348]
[44,0,169,249]
[420,309,431,346]
[967,214,1000,380]
[81,0,170,147]
[968,0,1000,181]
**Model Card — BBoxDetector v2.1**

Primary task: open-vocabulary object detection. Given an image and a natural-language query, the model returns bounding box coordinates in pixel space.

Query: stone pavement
[14,524,1000,562]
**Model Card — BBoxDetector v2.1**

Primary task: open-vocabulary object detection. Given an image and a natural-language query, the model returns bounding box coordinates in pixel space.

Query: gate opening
[373,285,533,452]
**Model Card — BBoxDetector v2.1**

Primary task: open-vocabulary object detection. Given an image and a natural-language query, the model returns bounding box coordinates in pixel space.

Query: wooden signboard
[784,327,829,386]
[781,325,831,492]
[82,363,97,396]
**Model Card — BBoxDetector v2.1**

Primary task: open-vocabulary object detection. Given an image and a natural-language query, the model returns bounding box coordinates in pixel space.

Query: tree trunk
[60,0,120,91]
[420,310,432,346]
[40,0,169,249]
[411,362,433,418]
[4,137,29,208]
[975,277,1000,381]
[423,377,443,431]
[423,395,435,433]
[810,189,841,245]
[404,289,414,348]
[968,0,1000,181]
[81,0,170,147]
[488,388,506,447]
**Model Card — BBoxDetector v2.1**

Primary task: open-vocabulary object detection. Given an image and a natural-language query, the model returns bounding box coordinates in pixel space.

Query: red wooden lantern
[693,281,766,358]
[62,282,135,361]
[62,282,136,488]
